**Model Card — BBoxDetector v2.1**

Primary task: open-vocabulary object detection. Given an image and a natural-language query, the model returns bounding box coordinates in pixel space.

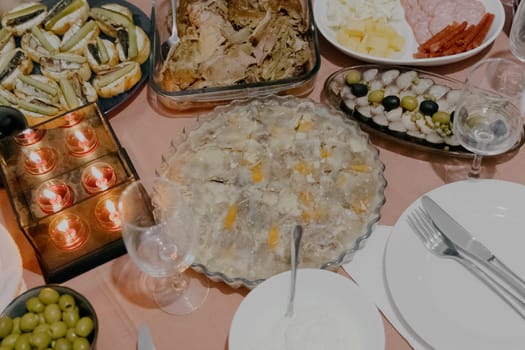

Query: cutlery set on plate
[411,195,525,319]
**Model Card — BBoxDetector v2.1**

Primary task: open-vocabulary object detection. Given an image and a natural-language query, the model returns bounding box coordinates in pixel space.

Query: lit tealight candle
[61,112,83,128]
[95,196,122,232]
[23,147,57,175]
[81,162,117,194]
[37,179,74,214]
[48,213,89,250]
[65,126,98,156]
[14,128,46,146]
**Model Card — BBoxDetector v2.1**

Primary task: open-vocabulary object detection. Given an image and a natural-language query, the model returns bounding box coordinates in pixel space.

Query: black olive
[419,100,439,116]
[350,83,368,97]
[381,95,400,111]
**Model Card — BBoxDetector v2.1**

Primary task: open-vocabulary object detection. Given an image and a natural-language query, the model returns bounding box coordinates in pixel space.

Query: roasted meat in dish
[158,0,312,91]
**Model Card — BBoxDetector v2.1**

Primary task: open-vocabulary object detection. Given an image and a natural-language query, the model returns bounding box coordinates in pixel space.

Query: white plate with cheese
[313,0,504,66]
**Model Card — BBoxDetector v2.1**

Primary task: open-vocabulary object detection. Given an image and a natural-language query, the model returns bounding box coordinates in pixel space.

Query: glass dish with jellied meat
[156,95,386,288]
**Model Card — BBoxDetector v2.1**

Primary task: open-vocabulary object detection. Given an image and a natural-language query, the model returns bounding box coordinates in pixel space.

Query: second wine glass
[453,58,525,178]
[118,177,209,315]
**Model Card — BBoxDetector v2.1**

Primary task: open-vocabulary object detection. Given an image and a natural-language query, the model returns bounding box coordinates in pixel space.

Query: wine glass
[118,177,209,315]
[453,58,525,178]
[510,0,525,61]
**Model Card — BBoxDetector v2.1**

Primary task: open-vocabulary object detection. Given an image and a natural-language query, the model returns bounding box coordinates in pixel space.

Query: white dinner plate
[313,0,504,66]
[0,223,23,313]
[384,179,525,350]
[229,268,385,350]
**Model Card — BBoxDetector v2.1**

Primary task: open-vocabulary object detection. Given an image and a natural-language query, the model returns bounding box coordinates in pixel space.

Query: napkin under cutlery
[342,225,429,350]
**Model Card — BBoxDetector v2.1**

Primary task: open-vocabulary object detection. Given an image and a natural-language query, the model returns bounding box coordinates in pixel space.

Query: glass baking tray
[148,0,321,113]
[156,95,386,289]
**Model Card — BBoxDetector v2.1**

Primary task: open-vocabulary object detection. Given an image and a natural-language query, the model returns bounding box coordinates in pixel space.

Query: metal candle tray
[0,103,137,283]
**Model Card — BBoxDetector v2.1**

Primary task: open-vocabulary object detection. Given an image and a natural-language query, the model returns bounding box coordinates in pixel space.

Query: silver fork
[408,207,525,320]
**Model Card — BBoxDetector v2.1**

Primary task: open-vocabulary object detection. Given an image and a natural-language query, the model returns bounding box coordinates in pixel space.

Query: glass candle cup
[48,213,89,250]
[94,196,122,232]
[36,179,74,214]
[14,128,46,146]
[81,162,117,194]
[65,125,98,157]
[23,147,57,175]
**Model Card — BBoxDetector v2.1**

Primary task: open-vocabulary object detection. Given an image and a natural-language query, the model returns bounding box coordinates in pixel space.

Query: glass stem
[469,154,483,178]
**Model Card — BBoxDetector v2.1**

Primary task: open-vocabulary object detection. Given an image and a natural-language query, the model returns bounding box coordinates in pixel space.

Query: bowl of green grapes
[0,285,98,350]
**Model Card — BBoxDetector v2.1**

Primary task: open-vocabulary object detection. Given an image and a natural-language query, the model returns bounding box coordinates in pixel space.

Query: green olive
[368,89,384,103]
[11,318,21,335]
[62,310,79,329]
[72,338,89,350]
[345,69,361,85]
[38,288,60,305]
[49,322,67,340]
[44,304,61,324]
[54,338,71,350]
[26,298,45,314]
[37,313,46,326]
[58,295,75,312]
[13,334,31,350]
[65,329,78,344]
[32,324,51,335]
[19,313,39,333]
[1,333,19,348]
[432,111,451,124]
[0,317,13,338]
[30,332,51,350]
[401,95,418,111]
[74,318,93,338]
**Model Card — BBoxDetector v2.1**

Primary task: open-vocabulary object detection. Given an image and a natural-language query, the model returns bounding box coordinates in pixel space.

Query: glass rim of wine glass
[463,57,525,102]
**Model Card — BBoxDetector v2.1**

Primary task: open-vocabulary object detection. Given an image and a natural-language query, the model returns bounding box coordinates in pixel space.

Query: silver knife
[421,195,525,301]
[138,325,157,350]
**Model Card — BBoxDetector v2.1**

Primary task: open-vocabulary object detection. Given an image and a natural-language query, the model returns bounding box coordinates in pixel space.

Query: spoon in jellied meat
[285,225,303,318]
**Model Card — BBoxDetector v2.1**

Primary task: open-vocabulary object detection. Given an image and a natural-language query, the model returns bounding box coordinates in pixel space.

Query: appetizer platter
[322,65,525,157]
[313,0,504,66]
[0,0,150,122]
